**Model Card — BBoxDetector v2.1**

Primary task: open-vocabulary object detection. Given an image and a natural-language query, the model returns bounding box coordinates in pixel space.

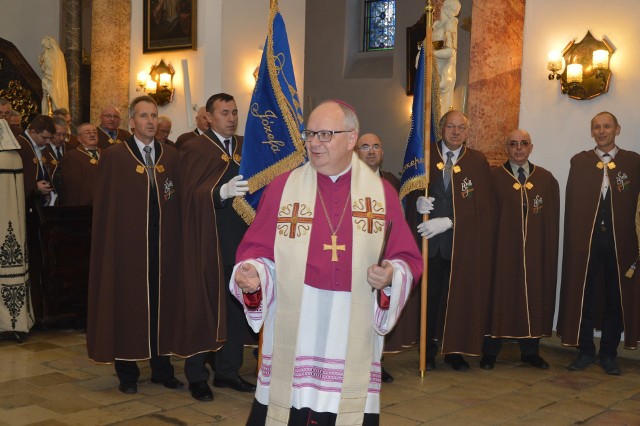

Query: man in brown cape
[409,110,493,371]
[16,115,56,202]
[175,106,209,149]
[96,105,132,150]
[87,96,183,394]
[59,123,100,206]
[558,111,640,375]
[480,129,559,370]
[177,92,255,402]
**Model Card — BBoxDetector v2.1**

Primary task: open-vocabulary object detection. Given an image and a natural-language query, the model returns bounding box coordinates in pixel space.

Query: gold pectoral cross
[323,234,346,262]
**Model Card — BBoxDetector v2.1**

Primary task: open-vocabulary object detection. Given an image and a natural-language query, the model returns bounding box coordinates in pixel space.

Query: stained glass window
[364,0,396,51]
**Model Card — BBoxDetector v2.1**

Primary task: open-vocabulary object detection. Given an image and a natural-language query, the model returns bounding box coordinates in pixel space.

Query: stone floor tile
[0,405,61,426]
[541,398,607,421]
[583,409,640,425]
[382,396,465,422]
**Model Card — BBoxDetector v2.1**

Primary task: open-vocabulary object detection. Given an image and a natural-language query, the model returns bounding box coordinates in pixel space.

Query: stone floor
[0,331,639,425]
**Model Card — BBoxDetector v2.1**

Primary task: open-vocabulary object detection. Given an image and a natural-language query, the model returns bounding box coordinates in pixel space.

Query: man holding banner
[232,100,422,425]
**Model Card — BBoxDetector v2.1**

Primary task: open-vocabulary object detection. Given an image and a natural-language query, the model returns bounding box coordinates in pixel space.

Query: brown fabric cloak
[97,127,132,150]
[172,134,240,356]
[174,130,200,150]
[490,163,559,338]
[405,143,493,355]
[87,140,180,362]
[59,146,100,206]
[16,134,51,197]
[558,148,640,349]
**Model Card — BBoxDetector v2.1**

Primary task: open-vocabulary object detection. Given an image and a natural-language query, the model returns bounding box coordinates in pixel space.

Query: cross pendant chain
[323,234,346,262]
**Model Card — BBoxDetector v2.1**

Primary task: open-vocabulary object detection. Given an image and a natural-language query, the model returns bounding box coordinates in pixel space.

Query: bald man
[175,106,209,149]
[480,129,559,370]
[96,105,132,150]
[356,133,400,191]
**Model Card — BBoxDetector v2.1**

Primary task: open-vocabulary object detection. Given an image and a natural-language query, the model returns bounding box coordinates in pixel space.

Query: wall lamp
[547,31,615,100]
[136,59,175,106]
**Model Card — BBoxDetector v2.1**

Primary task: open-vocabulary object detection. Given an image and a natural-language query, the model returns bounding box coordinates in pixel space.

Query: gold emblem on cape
[90,159,97,165]
[221,153,230,163]
[436,162,444,170]
[513,183,522,190]
[597,161,616,170]
[453,165,461,173]
[33,157,38,164]
[233,153,241,163]
[51,159,58,166]
[136,165,145,174]
[156,165,165,173]
[41,157,47,164]
[109,138,121,145]
[525,182,533,189]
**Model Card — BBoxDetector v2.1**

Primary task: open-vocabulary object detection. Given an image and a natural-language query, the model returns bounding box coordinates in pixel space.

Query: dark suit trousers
[579,224,623,358]
[482,336,539,357]
[426,250,451,359]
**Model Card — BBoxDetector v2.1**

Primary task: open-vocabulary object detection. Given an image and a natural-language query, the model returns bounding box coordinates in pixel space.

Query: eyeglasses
[301,129,353,142]
[507,140,530,148]
[0,111,11,118]
[358,144,381,152]
[157,129,171,135]
[101,114,120,120]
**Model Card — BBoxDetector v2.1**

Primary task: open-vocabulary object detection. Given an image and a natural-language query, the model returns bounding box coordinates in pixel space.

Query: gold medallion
[525,182,534,189]
[596,162,604,169]
[51,159,58,166]
[90,159,97,165]
[233,153,242,163]
[156,165,165,173]
[453,165,461,173]
[436,162,444,170]
[222,153,230,163]
[513,183,522,190]
[136,165,145,174]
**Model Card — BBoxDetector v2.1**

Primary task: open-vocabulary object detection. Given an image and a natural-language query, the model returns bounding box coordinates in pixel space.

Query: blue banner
[233,9,306,224]
[399,44,441,203]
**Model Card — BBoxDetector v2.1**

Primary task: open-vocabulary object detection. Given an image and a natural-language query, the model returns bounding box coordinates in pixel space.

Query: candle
[182,59,194,126]
[159,73,171,87]
[592,50,609,70]
[137,71,148,87]
[547,51,563,71]
[145,78,158,93]
[566,64,583,83]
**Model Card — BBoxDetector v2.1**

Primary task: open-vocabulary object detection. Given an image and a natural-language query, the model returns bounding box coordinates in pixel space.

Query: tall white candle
[182,59,193,126]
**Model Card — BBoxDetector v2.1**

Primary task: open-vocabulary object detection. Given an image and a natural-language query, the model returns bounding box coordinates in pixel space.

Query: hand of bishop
[367,261,394,290]
[235,262,262,293]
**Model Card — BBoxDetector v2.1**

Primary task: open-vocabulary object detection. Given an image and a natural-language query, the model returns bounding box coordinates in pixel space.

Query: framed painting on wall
[143,0,197,53]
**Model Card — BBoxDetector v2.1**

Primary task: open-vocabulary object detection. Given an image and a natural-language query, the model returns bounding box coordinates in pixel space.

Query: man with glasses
[410,109,493,371]
[42,116,73,201]
[0,98,12,121]
[232,100,422,425]
[16,115,56,201]
[53,108,78,148]
[9,110,24,138]
[155,115,175,146]
[356,133,400,191]
[96,105,132,150]
[480,129,559,370]
[59,123,101,206]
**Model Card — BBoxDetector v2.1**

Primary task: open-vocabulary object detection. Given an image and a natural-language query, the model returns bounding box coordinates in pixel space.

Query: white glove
[220,175,249,200]
[416,196,435,214]
[417,217,452,239]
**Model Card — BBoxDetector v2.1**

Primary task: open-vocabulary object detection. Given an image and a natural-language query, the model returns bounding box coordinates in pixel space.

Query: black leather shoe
[426,358,436,371]
[521,354,549,369]
[213,374,257,392]
[189,381,214,402]
[444,354,470,371]
[567,352,596,371]
[381,366,394,383]
[118,382,137,394]
[600,357,621,375]
[151,377,184,389]
[479,355,496,370]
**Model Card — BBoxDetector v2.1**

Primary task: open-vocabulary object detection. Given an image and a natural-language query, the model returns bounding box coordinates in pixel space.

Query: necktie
[110,131,117,140]
[56,146,62,160]
[601,153,611,199]
[443,151,454,190]
[224,139,231,155]
[88,149,98,160]
[143,146,155,189]
[517,167,526,185]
